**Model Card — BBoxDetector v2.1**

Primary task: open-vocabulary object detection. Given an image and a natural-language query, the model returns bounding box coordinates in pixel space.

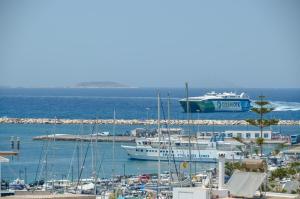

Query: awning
[226,171,266,198]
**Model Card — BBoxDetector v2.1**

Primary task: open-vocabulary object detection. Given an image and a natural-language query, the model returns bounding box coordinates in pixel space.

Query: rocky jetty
[0,117,299,126]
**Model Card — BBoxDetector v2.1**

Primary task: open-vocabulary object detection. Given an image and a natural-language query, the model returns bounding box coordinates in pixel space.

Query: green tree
[246,95,279,156]
[225,162,243,176]
[232,136,250,157]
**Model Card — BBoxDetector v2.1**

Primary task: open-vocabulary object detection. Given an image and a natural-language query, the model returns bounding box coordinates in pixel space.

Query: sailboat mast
[185,82,192,187]
[167,93,172,190]
[157,91,161,194]
[91,125,94,179]
[112,109,116,182]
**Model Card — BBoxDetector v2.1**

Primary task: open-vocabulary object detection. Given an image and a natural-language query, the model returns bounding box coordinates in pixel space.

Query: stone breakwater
[0,117,299,126]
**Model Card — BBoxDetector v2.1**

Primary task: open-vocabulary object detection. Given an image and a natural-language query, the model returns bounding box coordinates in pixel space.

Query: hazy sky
[0,0,299,88]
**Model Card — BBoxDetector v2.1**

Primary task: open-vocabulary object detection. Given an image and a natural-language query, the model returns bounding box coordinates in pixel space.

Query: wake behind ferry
[179,91,251,113]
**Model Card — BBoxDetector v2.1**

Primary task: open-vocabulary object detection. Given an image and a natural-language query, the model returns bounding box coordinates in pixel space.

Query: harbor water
[0,88,300,183]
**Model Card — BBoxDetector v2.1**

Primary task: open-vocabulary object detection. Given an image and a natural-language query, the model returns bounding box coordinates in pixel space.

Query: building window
[255,133,260,138]
[227,133,232,138]
[264,133,269,138]
[237,133,242,138]
[246,133,251,138]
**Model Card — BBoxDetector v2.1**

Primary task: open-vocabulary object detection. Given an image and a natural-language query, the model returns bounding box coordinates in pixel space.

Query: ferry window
[146,150,148,152]
[255,133,259,138]
[141,149,143,152]
[175,143,180,146]
[246,133,251,138]
[136,149,138,152]
[264,133,269,138]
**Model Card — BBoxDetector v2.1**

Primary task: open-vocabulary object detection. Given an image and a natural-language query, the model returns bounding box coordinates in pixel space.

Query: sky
[0,0,299,88]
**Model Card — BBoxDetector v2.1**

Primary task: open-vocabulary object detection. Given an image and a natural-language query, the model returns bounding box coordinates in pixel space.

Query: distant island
[71,81,133,88]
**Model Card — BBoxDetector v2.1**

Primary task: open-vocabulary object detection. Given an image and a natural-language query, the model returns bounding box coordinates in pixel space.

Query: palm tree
[232,136,250,158]
[246,95,279,156]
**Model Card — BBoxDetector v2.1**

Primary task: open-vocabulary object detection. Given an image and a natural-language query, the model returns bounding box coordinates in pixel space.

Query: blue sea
[0,88,300,183]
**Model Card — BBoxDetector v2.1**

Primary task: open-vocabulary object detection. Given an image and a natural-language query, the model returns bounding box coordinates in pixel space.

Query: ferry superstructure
[179,91,251,113]
[121,135,244,163]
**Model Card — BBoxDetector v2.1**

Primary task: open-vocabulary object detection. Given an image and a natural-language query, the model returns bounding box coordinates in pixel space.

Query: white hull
[122,145,243,163]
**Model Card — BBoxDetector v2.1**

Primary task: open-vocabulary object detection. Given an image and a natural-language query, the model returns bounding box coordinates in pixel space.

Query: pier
[32,134,288,144]
[1,117,299,126]
[33,134,135,142]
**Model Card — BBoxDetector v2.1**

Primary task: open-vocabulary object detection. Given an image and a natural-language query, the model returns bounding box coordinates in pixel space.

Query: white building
[224,130,272,140]
[197,130,273,140]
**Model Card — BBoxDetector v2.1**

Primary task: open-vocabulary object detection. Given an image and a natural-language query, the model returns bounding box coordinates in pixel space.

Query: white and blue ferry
[179,91,251,113]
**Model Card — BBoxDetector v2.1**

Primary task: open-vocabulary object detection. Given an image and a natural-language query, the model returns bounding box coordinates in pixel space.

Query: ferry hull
[122,145,243,163]
[179,99,251,113]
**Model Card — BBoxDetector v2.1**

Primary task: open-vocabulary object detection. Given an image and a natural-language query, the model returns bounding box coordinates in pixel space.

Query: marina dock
[33,134,135,142]
[1,117,299,126]
[32,134,288,144]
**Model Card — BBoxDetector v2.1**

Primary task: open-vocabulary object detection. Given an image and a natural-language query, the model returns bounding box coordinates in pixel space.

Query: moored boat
[122,135,244,163]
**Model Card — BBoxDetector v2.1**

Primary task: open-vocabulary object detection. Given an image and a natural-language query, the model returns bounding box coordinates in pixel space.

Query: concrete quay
[33,134,135,142]
[1,117,299,126]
